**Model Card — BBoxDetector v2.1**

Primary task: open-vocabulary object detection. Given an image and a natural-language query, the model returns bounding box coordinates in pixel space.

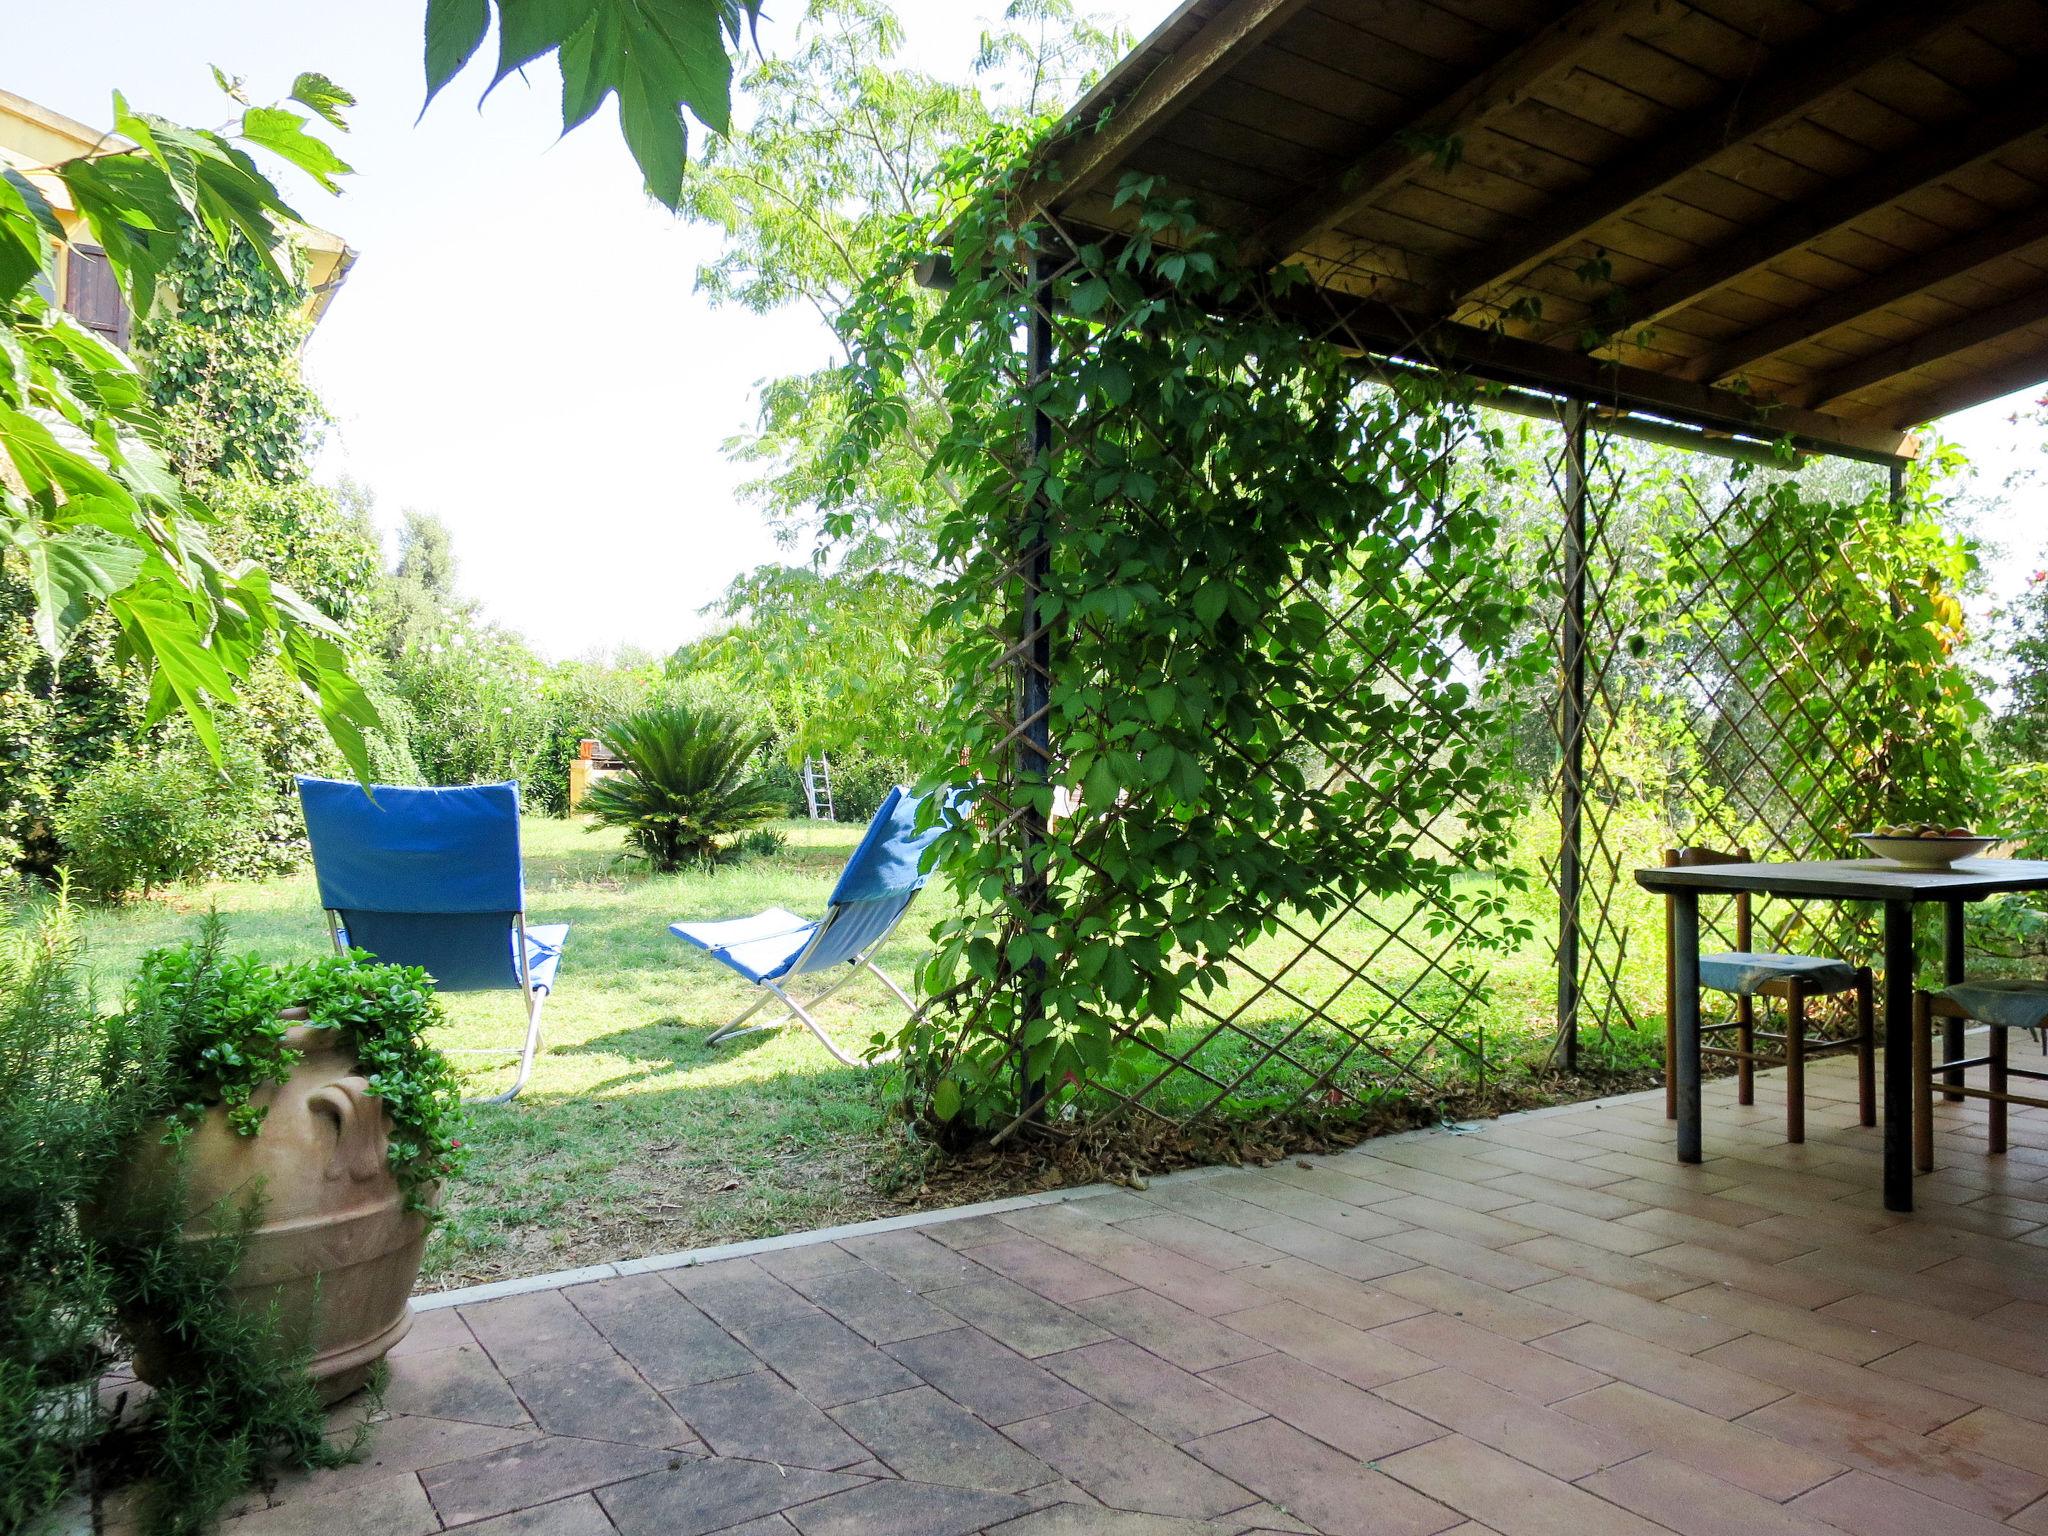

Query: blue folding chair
[297,777,569,1104]
[670,785,952,1065]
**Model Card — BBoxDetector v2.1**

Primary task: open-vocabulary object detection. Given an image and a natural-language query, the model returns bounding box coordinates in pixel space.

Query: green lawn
[79,817,934,1290]
[75,813,1667,1291]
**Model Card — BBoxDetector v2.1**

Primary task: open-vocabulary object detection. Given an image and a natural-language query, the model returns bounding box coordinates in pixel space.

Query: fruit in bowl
[1852,825,1998,869]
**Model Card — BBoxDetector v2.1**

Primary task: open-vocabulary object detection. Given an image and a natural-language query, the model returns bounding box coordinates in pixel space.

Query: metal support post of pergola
[1557,401,1590,1069]
[1017,249,1057,1119]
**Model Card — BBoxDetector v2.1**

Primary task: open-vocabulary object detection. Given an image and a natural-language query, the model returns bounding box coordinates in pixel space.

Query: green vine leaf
[289,71,356,129]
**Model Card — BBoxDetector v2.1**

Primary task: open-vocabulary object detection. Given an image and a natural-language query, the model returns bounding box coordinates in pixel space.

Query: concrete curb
[414,1180,1125,1310]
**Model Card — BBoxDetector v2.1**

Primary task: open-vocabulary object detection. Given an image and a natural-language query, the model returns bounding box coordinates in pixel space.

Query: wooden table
[1633,857,2048,1211]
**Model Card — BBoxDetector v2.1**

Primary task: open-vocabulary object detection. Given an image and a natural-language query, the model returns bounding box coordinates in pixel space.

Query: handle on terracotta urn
[308,1077,388,1183]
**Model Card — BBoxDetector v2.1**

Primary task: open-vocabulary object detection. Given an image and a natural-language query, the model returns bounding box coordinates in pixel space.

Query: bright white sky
[8,1,2044,658]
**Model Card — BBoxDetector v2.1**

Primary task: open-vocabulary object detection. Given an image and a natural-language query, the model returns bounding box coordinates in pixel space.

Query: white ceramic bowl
[1851,832,1998,869]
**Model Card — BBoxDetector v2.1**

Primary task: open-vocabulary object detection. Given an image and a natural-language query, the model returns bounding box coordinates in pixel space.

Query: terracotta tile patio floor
[204,1047,2048,1536]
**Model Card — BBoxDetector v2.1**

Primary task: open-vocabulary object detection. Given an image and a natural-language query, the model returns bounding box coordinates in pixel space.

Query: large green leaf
[241,107,354,193]
[0,170,60,305]
[9,526,146,658]
[424,0,492,107]
[290,72,356,129]
[0,405,132,504]
[423,0,758,210]
[56,153,185,314]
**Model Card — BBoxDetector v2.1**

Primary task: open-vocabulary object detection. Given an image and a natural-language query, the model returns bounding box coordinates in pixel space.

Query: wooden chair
[1914,981,2048,1169]
[1661,847,1875,1143]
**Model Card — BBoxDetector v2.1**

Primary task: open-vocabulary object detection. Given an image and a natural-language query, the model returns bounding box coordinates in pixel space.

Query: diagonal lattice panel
[1552,441,1889,1050]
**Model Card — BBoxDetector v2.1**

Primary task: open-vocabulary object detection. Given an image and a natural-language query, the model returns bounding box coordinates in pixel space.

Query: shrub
[0,891,119,1532]
[52,737,270,900]
[754,747,905,824]
[582,701,786,871]
[726,826,790,864]
[818,749,905,823]
[755,754,809,817]
[0,897,352,1536]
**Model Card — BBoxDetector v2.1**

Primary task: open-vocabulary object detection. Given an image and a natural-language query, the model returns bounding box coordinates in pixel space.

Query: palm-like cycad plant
[582,702,787,871]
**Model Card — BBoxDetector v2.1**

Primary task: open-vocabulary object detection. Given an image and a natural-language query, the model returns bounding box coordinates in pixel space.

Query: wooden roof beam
[1592,95,2048,343]
[1258,285,1918,461]
[1441,0,1991,309]
[1247,0,1666,267]
[1685,199,2048,383]
[1806,281,2048,410]
[1879,341,2048,430]
[1015,0,1314,221]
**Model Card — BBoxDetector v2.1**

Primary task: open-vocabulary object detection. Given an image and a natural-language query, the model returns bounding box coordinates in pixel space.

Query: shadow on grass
[562,1018,782,1063]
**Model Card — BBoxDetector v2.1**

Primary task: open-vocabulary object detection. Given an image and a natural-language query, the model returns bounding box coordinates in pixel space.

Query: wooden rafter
[1248,0,1666,267]
[1259,285,1917,461]
[1807,282,2048,410]
[1012,0,2048,438]
[1441,0,1989,309]
[1592,96,2048,342]
[1880,340,2048,430]
[1013,0,1314,220]
[1686,201,2048,384]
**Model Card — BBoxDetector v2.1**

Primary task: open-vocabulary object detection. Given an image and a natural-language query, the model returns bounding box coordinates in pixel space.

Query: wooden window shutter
[64,245,130,350]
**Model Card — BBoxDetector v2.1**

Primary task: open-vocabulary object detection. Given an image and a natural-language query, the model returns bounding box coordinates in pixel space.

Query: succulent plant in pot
[96,918,465,1403]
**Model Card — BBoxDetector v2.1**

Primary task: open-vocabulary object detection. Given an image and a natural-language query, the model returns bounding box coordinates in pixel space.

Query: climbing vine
[838,131,1543,1129]
[136,232,323,486]
[833,118,1998,1131]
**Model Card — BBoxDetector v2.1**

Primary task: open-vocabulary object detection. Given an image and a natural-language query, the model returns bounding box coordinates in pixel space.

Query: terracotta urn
[105,1017,431,1403]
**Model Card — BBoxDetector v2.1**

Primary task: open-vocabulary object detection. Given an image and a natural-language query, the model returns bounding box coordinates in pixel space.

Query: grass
[79,817,935,1289]
[76,813,1671,1290]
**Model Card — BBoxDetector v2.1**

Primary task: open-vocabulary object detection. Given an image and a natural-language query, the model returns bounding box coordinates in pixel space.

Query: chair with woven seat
[1914,980,2048,1169]
[1661,846,1874,1142]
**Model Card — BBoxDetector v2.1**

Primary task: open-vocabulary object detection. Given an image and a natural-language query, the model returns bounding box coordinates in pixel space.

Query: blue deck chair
[297,777,568,1104]
[670,785,952,1066]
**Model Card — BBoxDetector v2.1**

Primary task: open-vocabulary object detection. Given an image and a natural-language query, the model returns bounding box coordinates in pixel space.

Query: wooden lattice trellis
[1543,430,1892,1062]
[935,211,1912,1140]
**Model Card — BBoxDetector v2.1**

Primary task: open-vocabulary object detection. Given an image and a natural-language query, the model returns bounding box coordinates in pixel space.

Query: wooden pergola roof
[1023,0,2048,461]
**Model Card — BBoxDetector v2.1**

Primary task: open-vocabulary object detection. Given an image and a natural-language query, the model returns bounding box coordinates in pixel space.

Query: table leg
[1943,899,1966,1103]
[1673,890,1701,1164]
[1883,899,1915,1213]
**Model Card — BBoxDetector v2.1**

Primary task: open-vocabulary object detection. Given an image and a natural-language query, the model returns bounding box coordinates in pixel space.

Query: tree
[377,508,476,668]
[662,1,1120,788]
[1986,392,2048,762]
[679,0,1123,564]
[395,508,460,597]
[678,559,943,765]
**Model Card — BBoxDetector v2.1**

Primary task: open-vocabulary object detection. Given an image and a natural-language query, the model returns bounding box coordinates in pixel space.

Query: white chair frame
[704,905,916,1067]
[325,909,548,1105]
